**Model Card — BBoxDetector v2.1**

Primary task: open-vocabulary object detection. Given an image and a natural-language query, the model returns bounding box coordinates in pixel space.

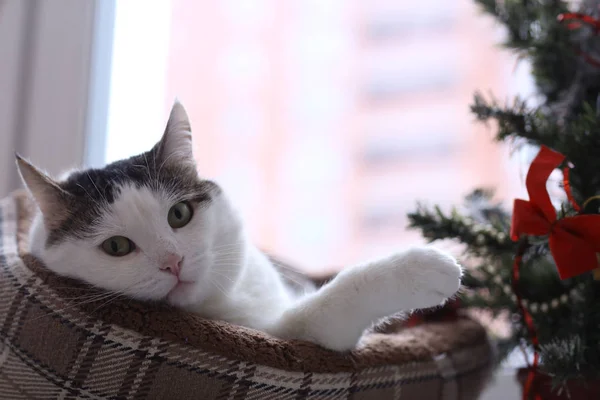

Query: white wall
[0,0,109,197]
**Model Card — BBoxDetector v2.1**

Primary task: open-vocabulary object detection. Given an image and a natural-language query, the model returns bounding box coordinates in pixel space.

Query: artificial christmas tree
[408,0,600,398]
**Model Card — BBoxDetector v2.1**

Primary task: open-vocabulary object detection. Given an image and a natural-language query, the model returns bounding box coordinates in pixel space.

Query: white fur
[22,102,462,351]
[28,183,461,351]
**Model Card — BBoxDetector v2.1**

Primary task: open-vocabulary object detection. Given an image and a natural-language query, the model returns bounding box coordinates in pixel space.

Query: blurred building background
[0,0,531,273]
[156,0,524,272]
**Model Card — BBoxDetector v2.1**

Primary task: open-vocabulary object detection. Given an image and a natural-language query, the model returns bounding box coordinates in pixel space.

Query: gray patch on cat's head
[17,101,220,247]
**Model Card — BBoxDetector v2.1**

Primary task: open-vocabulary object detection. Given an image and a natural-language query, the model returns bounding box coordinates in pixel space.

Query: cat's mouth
[166,280,196,303]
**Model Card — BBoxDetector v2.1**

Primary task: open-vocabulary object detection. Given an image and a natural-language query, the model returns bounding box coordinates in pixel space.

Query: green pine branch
[411,0,600,387]
[471,93,600,201]
[407,205,515,258]
[474,0,576,105]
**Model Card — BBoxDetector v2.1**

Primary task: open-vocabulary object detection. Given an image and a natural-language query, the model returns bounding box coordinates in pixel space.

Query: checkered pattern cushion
[0,192,494,399]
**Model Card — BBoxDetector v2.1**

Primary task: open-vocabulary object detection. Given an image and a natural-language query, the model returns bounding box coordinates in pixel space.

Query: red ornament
[517,368,600,399]
[512,242,541,400]
[510,145,600,279]
[558,12,600,68]
[558,12,600,32]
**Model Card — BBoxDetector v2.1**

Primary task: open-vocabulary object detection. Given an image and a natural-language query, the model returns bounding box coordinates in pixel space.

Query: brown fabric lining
[0,190,495,399]
[14,190,489,373]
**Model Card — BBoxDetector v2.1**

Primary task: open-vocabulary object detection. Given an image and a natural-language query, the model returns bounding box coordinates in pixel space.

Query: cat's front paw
[401,247,462,310]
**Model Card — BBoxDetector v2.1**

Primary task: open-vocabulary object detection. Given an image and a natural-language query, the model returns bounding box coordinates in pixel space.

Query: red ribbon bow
[511,146,600,279]
[558,12,600,32]
[557,13,600,68]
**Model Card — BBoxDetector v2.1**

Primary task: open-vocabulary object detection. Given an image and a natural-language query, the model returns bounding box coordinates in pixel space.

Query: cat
[16,101,462,351]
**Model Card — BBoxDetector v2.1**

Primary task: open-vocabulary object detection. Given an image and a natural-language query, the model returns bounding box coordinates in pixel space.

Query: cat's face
[17,102,246,308]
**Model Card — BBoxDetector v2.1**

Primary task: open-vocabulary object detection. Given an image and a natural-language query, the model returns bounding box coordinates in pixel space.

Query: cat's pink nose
[160,253,183,277]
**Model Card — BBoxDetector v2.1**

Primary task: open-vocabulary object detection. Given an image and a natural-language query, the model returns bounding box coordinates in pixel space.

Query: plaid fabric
[0,194,494,399]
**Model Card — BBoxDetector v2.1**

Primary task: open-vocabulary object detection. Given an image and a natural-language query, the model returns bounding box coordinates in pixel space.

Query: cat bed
[0,191,494,400]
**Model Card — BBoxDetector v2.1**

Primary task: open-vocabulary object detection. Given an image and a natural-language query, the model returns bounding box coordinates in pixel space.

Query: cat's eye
[168,201,193,229]
[101,236,136,257]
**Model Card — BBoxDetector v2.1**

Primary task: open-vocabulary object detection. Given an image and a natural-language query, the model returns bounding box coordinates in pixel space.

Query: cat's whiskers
[215,249,245,256]
[208,242,246,252]
[281,275,306,289]
[209,240,245,248]
[143,152,160,193]
[208,277,234,300]
[131,162,153,187]
[61,290,109,301]
[210,270,236,284]
[268,261,305,274]
[211,257,310,290]
[48,284,97,291]
[87,291,132,316]
[29,278,151,323]
[211,259,244,267]
[210,247,244,254]
[129,277,164,299]
[267,262,313,289]
[156,152,180,184]
[212,263,309,293]
[211,267,240,273]
[213,261,245,272]
[211,253,244,261]
[60,295,115,308]
[26,291,120,323]
[141,152,151,179]
[69,278,143,303]
[76,183,105,210]
[86,171,109,205]
[65,292,124,309]
[151,147,158,182]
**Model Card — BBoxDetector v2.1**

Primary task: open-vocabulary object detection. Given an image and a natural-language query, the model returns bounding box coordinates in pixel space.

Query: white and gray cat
[16,102,462,351]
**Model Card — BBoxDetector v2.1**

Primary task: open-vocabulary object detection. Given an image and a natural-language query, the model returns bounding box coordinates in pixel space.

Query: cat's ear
[155,100,195,166]
[16,155,70,225]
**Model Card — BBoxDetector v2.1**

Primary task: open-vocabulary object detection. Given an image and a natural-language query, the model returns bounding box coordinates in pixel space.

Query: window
[220,104,264,139]
[362,136,456,165]
[104,0,171,164]
[358,166,464,237]
[364,0,459,41]
[101,0,524,270]
[365,71,457,100]
[362,42,461,101]
[360,206,406,232]
[361,105,462,165]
